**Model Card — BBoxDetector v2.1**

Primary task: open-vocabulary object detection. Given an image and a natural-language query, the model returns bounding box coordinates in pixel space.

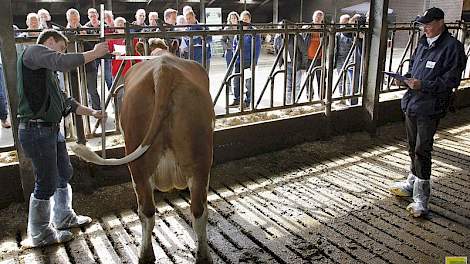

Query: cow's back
[121,54,214,192]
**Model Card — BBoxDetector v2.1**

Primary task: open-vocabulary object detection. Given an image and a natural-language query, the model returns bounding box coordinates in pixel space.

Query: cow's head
[148,38,179,56]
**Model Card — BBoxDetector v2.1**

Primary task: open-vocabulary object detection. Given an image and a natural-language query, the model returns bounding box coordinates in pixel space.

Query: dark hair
[36,29,69,44]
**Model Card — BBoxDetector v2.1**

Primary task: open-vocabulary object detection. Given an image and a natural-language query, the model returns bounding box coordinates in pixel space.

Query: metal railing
[4,20,470,152]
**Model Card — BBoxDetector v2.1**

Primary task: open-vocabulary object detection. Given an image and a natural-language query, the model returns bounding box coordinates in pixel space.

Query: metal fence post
[325,22,336,118]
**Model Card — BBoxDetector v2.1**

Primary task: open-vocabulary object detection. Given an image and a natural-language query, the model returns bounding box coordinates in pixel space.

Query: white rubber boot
[389,173,415,197]
[406,178,431,217]
[52,184,92,229]
[21,194,73,248]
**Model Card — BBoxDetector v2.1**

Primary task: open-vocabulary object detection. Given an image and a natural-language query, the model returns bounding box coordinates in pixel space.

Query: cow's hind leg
[189,177,212,264]
[135,181,156,264]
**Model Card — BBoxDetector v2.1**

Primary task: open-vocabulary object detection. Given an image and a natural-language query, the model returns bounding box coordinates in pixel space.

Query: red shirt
[107,38,141,77]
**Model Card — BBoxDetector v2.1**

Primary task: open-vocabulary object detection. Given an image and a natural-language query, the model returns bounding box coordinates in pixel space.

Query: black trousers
[405,114,440,180]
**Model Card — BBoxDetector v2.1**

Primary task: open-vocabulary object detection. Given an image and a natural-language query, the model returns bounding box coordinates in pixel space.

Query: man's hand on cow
[92,110,107,119]
[404,78,421,90]
[93,42,110,58]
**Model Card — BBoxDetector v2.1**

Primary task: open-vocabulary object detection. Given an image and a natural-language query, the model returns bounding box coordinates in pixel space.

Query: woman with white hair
[21,13,41,38]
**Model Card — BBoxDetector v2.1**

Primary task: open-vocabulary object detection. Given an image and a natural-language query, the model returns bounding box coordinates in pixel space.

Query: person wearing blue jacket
[229,10,261,108]
[184,10,212,71]
[389,7,467,218]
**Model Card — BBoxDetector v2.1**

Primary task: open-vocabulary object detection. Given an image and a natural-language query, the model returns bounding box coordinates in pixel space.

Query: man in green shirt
[18,29,108,248]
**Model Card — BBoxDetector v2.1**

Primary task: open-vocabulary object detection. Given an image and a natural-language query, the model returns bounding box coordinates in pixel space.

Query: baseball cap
[416,7,445,24]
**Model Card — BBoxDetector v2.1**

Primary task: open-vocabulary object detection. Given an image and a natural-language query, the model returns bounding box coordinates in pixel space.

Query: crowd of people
[5,6,266,113]
[3,6,369,122]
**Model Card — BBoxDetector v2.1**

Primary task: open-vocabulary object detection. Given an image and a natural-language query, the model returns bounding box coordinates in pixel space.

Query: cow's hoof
[138,253,156,264]
[196,252,213,264]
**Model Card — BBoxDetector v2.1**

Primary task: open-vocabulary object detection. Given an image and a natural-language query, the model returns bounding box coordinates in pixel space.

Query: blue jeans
[287,63,302,103]
[225,49,233,67]
[348,69,359,105]
[96,59,113,91]
[19,125,73,200]
[86,70,101,110]
[0,65,8,121]
[233,63,252,104]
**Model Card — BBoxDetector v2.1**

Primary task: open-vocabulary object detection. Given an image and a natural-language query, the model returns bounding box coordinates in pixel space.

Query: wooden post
[362,0,390,135]
[0,0,34,202]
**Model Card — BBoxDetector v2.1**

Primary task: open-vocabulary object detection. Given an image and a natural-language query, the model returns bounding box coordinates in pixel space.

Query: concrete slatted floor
[1,109,470,264]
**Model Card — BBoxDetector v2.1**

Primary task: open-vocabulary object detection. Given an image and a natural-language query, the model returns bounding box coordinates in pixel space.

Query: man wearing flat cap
[389,7,467,217]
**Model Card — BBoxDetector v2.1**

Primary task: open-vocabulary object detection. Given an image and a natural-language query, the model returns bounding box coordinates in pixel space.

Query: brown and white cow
[72,49,214,263]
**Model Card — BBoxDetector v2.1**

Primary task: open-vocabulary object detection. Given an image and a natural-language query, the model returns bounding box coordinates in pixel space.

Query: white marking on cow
[139,205,155,260]
[150,149,186,192]
[192,202,211,262]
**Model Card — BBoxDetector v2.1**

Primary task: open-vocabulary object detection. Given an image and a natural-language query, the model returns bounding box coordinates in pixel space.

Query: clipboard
[383,71,407,81]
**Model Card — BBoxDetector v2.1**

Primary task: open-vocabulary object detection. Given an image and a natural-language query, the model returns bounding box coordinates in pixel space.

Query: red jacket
[107,38,141,77]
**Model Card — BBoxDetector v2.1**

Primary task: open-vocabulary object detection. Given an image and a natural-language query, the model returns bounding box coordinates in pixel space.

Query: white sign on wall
[205,7,222,29]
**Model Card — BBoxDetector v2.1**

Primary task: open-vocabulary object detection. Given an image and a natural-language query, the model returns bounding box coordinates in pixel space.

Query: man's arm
[23,45,84,72]
[23,43,109,72]
[63,96,106,118]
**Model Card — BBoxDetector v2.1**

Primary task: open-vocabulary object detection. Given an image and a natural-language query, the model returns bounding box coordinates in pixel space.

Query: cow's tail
[70,144,150,166]
[71,61,173,166]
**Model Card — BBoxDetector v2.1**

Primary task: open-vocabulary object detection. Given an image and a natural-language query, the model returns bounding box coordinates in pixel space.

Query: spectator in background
[37,8,53,29]
[0,51,10,128]
[176,15,188,58]
[275,20,308,104]
[17,13,42,55]
[230,10,261,108]
[183,5,193,16]
[84,8,100,32]
[304,10,324,99]
[20,13,41,38]
[132,9,147,32]
[107,17,142,113]
[221,11,239,94]
[163,9,179,55]
[347,13,364,105]
[164,8,177,26]
[104,10,115,34]
[184,10,212,71]
[66,8,101,110]
[334,14,352,103]
[176,15,187,27]
[148,11,159,31]
[83,8,113,92]
[107,17,141,80]
[83,8,111,91]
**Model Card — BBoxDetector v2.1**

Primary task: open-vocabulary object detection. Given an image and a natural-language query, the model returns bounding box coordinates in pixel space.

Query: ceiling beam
[258,0,272,8]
